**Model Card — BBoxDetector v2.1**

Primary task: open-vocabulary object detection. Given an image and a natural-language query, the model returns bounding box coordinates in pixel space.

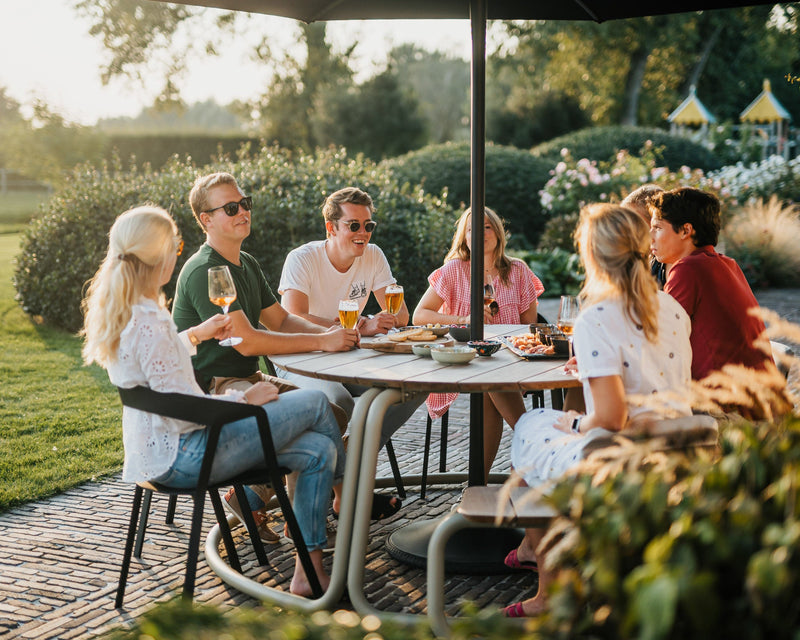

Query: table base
[386,517,524,574]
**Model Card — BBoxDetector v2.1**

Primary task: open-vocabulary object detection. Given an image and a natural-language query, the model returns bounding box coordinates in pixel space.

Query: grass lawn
[0,190,50,234]
[0,233,122,512]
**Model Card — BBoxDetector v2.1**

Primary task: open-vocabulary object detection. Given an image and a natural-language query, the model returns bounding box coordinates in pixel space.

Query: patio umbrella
[151,0,778,487]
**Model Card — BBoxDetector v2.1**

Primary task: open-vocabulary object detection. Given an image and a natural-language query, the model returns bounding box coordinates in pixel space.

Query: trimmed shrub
[532,126,723,172]
[514,247,583,297]
[383,141,555,250]
[14,147,455,333]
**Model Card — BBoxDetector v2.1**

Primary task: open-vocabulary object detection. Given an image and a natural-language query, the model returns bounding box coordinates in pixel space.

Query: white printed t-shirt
[278,240,396,317]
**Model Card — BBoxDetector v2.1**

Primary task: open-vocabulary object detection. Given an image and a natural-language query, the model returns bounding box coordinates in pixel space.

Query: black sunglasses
[204,196,253,217]
[339,220,377,233]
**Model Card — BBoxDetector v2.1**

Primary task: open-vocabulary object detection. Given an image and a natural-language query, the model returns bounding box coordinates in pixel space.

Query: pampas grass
[722,196,800,287]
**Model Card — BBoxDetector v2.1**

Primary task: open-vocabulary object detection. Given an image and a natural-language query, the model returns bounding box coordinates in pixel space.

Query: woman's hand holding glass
[193,314,232,343]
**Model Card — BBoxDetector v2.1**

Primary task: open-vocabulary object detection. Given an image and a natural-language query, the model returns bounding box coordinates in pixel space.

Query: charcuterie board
[497,336,562,360]
[363,336,454,353]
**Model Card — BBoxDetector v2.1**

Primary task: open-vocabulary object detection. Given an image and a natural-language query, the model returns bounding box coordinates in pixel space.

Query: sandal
[503,602,526,618]
[332,492,402,520]
[504,548,538,572]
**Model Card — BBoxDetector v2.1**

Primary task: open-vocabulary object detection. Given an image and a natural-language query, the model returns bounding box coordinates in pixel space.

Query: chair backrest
[582,414,719,455]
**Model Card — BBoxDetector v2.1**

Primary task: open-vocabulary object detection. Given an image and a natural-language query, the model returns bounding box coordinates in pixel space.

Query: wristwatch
[188,329,201,347]
[570,416,582,434]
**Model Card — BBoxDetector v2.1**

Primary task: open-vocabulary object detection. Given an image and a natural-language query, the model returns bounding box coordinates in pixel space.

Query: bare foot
[289,551,330,597]
[521,595,548,617]
[515,537,537,566]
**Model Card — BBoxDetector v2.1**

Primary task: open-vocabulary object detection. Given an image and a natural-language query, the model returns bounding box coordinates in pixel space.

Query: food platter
[497,335,563,360]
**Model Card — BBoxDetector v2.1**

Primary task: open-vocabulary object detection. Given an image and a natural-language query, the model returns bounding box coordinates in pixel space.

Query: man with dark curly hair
[648,187,771,380]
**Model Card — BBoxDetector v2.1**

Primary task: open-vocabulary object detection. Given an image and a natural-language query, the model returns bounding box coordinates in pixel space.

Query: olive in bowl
[467,340,501,357]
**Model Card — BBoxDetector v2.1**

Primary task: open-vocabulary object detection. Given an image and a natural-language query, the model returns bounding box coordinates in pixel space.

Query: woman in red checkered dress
[413,207,544,480]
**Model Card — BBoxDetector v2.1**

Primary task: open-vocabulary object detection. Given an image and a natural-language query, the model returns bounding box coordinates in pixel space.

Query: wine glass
[207,266,242,347]
[338,300,359,330]
[483,273,498,317]
[558,295,579,358]
[385,284,404,316]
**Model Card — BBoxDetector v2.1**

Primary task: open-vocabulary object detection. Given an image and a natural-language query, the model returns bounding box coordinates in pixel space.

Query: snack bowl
[467,340,502,357]
[448,325,472,342]
[420,323,450,337]
[411,343,435,358]
[431,345,477,364]
[550,336,571,357]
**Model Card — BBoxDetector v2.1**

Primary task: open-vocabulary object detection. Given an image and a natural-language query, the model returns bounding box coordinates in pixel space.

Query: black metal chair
[115,385,323,606]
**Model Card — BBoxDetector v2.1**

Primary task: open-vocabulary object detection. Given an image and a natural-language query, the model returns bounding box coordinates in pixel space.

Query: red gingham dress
[425,259,545,419]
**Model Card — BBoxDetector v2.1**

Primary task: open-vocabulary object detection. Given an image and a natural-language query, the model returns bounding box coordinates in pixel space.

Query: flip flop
[332,492,402,520]
[503,602,526,618]
[504,548,538,572]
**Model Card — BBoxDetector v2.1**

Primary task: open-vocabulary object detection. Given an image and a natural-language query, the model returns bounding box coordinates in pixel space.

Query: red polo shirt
[664,246,771,380]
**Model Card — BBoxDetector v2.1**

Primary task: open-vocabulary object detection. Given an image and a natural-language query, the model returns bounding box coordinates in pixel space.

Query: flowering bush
[539,144,735,223]
[709,155,800,205]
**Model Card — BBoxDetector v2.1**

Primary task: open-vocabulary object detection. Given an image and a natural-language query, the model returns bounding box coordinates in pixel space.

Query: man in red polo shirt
[648,187,771,380]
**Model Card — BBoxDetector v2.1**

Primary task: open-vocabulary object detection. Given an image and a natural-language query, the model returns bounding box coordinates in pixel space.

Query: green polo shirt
[172,243,277,384]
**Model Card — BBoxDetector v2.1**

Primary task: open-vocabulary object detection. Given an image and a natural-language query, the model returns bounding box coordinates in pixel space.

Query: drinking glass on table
[207,265,242,347]
[558,295,579,357]
[338,300,359,330]
[483,273,498,317]
[385,284,404,316]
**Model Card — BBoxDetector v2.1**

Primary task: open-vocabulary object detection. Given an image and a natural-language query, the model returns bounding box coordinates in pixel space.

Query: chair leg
[231,484,268,566]
[438,411,449,473]
[181,491,206,602]
[133,488,153,558]
[116,485,145,608]
[273,482,323,599]
[384,439,406,499]
[209,489,245,572]
[165,494,178,524]
[421,414,433,500]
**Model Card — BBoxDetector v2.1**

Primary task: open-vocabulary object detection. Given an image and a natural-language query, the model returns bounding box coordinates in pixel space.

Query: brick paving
[1,293,797,639]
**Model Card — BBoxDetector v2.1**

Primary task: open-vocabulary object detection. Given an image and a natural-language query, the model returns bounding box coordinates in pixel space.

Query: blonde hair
[81,206,178,367]
[575,203,659,341]
[444,207,514,284]
[189,172,240,230]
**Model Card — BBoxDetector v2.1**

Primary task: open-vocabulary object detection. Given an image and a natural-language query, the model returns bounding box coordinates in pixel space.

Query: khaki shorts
[211,372,349,434]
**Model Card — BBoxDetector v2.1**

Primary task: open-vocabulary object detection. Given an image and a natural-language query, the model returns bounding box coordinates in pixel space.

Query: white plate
[431,345,476,364]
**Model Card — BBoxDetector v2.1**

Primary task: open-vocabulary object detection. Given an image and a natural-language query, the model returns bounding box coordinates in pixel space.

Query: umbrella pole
[468,0,487,487]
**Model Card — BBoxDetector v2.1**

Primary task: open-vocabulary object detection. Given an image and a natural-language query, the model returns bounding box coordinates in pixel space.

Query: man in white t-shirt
[279,187,426,481]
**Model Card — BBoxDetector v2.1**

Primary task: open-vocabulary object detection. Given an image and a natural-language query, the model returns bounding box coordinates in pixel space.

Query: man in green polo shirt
[172,171,358,544]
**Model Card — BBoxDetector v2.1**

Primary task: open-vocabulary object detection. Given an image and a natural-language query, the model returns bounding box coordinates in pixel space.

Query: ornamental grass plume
[721,196,800,288]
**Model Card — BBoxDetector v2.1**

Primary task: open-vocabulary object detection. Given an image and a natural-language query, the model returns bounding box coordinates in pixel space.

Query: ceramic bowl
[431,345,477,364]
[467,340,502,357]
[448,325,472,342]
[411,343,434,357]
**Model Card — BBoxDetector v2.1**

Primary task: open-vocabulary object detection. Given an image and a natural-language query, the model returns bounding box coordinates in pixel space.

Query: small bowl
[411,343,434,357]
[431,345,477,364]
[448,325,472,342]
[550,336,571,356]
[467,340,501,357]
[419,324,451,337]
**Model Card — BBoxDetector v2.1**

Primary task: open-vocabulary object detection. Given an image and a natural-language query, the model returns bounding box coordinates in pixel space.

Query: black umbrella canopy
[161,0,776,22]
[148,0,778,484]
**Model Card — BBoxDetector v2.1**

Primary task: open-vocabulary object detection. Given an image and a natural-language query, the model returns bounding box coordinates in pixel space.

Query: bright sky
[0,1,475,125]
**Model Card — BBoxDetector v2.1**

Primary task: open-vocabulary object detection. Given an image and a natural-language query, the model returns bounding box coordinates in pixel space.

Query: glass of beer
[338,300,359,329]
[385,284,404,316]
[208,265,242,346]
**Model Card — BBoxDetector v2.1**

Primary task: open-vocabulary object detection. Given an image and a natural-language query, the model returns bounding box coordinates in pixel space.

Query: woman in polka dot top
[502,203,693,618]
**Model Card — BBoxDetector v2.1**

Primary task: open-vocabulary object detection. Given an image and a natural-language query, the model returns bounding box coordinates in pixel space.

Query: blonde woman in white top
[503,203,692,617]
[81,205,344,597]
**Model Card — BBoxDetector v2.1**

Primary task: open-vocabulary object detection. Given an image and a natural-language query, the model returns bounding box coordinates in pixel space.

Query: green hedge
[383,141,555,250]
[532,126,723,172]
[14,147,455,333]
[105,134,257,170]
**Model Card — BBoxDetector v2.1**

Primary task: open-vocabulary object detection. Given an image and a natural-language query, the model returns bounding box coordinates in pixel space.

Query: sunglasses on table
[339,220,377,233]
[203,196,253,217]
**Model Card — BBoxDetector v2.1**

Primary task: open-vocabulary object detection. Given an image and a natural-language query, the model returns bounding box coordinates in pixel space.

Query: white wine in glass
[338,300,359,330]
[208,266,242,347]
[558,295,579,357]
[385,284,404,315]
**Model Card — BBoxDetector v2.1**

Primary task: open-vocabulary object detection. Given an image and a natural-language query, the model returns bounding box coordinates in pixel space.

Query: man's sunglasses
[339,220,377,233]
[204,196,253,217]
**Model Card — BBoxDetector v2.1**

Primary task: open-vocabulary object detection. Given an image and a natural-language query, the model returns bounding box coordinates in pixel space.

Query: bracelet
[570,416,582,434]
[188,328,201,346]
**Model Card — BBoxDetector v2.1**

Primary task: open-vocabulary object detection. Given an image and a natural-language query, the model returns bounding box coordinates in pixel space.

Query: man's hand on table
[322,326,360,351]
[357,311,397,336]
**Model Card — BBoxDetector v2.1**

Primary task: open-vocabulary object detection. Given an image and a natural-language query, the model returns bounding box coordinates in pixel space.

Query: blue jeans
[154,389,344,551]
